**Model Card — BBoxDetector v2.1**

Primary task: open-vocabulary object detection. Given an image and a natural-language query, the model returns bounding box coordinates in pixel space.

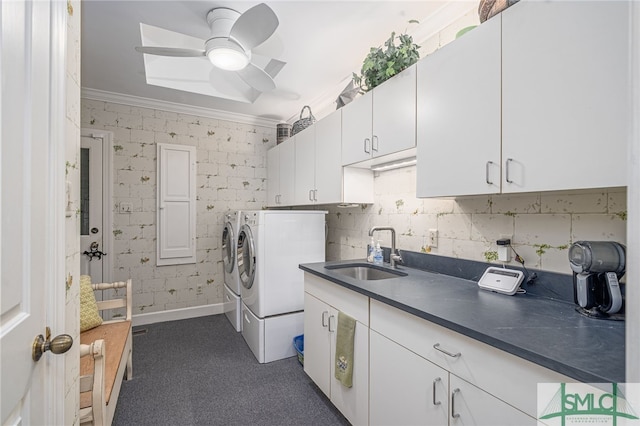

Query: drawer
[370,299,572,418]
[304,273,369,325]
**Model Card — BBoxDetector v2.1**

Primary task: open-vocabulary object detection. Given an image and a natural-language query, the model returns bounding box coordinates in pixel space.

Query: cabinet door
[372,64,417,158]
[416,17,501,198]
[278,139,295,205]
[266,146,280,207]
[314,109,343,203]
[449,375,535,426]
[330,310,369,426]
[502,1,628,192]
[293,128,315,205]
[341,91,373,166]
[370,330,448,426]
[303,292,331,397]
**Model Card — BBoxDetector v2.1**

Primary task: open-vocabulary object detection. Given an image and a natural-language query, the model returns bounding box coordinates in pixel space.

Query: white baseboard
[132,303,224,327]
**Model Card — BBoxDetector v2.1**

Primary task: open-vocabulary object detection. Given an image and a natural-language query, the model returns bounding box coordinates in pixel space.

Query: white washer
[237,210,326,363]
[222,210,242,332]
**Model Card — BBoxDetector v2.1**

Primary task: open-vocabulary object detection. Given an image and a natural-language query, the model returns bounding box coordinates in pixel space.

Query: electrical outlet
[119,202,132,214]
[428,229,438,248]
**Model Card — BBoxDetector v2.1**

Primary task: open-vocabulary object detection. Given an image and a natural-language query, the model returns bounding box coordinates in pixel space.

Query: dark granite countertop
[300,259,625,383]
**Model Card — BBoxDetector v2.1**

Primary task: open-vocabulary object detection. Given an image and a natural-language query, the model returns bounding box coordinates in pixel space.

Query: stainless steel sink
[325,263,407,280]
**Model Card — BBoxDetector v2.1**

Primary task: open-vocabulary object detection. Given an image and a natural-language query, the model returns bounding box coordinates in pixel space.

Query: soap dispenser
[373,240,383,265]
[367,236,376,263]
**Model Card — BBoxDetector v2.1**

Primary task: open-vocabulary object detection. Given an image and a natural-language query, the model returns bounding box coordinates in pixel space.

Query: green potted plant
[352,22,421,92]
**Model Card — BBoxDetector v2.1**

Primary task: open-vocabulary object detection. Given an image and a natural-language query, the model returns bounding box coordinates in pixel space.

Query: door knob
[32,327,73,361]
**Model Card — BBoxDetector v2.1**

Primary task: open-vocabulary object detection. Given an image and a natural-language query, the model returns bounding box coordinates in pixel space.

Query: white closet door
[157,143,196,265]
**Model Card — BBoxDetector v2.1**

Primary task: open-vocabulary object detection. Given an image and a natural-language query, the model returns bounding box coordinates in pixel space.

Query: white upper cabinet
[266,138,295,207]
[417,0,629,198]
[501,0,628,193]
[372,63,417,158]
[341,90,373,165]
[342,64,417,166]
[313,110,346,204]
[272,109,373,207]
[293,126,316,205]
[416,15,501,198]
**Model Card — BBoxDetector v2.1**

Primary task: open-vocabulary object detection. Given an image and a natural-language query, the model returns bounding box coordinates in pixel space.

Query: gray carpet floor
[113,314,350,426]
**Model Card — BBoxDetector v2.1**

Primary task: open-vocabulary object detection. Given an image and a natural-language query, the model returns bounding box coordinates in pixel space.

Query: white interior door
[1,0,67,424]
[80,135,104,282]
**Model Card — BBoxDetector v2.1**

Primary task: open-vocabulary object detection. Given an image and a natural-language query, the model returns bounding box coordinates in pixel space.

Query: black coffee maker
[568,241,626,319]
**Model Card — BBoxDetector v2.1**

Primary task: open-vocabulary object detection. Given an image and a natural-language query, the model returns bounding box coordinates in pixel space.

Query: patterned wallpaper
[81,100,276,315]
[326,166,627,275]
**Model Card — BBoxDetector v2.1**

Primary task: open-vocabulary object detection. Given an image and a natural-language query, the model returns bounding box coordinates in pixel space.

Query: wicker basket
[478,0,519,23]
[291,106,316,136]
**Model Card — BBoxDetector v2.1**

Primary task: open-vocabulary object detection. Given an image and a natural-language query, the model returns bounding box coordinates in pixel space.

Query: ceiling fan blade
[229,3,278,51]
[263,59,286,79]
[236,63,276,92]
[135,46,205,57]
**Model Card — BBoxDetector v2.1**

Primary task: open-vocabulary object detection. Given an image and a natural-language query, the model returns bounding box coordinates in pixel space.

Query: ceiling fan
[135,3,285,93]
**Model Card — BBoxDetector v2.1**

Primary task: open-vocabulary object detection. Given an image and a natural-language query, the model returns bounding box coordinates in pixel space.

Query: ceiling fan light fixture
[205,38,249,71]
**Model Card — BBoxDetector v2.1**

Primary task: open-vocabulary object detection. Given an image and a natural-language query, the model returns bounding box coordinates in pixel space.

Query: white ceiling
[81,1,476,124]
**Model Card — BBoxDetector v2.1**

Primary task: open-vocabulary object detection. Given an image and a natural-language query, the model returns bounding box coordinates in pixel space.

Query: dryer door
[237,224,256,290]
[221,221,235,273]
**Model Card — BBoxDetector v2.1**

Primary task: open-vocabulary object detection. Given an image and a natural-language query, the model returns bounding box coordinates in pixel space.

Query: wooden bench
[80,279,132,426]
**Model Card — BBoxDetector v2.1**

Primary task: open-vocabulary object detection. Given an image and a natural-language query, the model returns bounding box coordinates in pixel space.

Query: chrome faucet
[368,226,403,268]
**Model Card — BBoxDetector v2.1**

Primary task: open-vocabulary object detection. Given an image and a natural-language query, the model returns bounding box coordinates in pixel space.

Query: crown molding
[81,88,281,128]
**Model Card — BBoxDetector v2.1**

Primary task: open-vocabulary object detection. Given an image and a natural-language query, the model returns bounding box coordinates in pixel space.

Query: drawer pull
[451,388,460,418]
[432,377,441,406]
[433,343,461,358]
[321,311,329,327]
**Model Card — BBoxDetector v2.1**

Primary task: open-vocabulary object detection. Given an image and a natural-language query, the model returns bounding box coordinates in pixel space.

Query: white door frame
[80,129,114,284]
[48,3,68,423]
[627,0,640,384]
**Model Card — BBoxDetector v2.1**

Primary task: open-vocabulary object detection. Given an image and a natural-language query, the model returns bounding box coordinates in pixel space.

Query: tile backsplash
[326,166,627,275]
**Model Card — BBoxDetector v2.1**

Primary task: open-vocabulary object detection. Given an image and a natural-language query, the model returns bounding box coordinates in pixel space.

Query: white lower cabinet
[303,274,369,426]
[447,375,534,426]
[370,299,572,425]
[304,277,572,426]
[370,330,532,426]
[370,330,449,426]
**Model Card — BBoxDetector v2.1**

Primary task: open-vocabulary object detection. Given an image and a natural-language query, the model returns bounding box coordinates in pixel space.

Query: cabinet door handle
[321,311,329,327]
[364,138,371,154]
[372,135,379,152]
[485,161,494,185]
[313,189,318,201]
[309,189,314,201]
[432,377,442,406]
[505,158,514,183]
[451,388,460,418]
[328,315,336,332]
[433,343,461,358]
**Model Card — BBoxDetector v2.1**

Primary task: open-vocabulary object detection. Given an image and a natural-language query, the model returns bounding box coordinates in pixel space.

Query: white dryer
[237,210,326,363]
[222,210,242,332]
